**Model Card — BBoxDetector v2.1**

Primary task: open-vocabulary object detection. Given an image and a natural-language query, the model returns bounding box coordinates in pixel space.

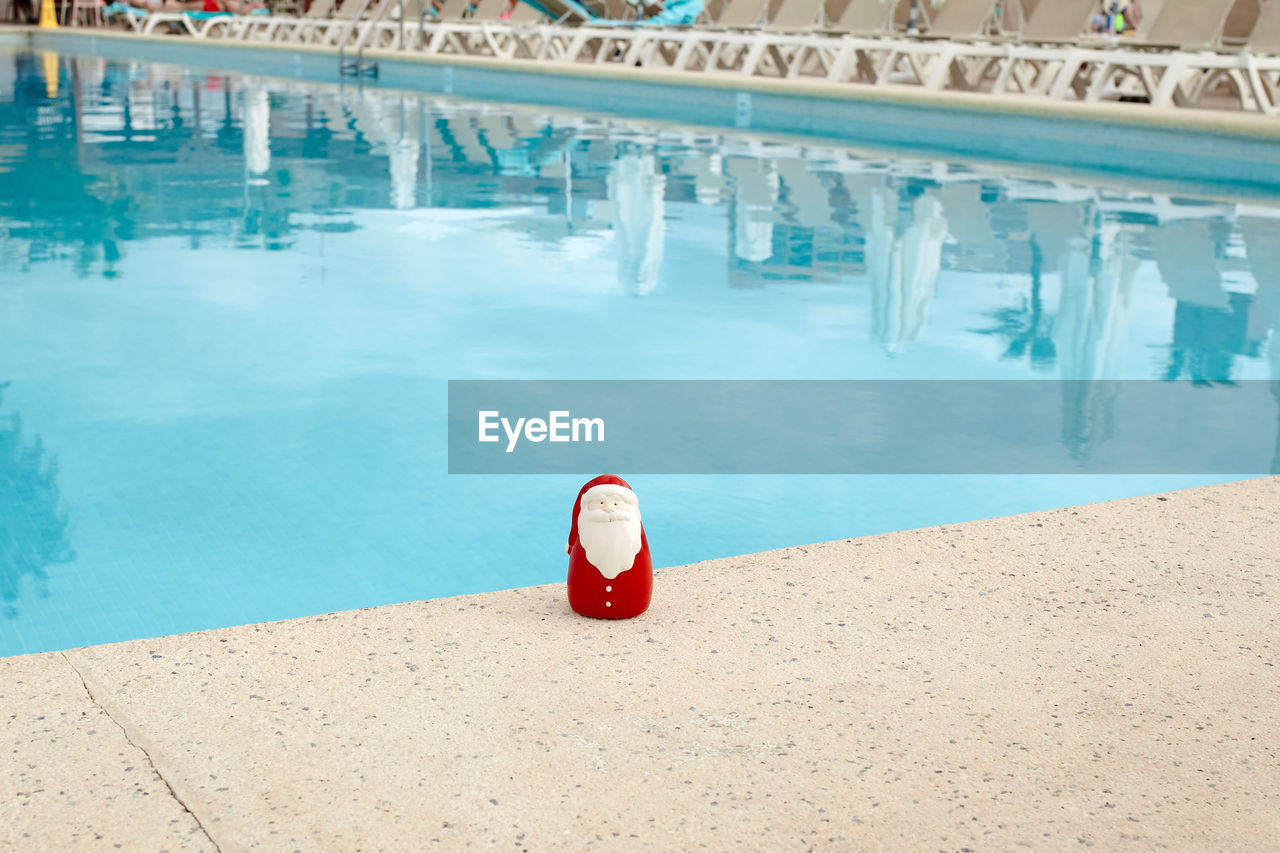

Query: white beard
[577,508,643,580]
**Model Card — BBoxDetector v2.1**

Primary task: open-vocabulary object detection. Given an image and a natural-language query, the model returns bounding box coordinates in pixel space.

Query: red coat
[565,475,653,619]
[567,530,652,619]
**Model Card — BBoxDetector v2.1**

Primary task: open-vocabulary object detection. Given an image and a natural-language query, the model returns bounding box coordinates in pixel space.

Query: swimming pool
[1,45,1276,656]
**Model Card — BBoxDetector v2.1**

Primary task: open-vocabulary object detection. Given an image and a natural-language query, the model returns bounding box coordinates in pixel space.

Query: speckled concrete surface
[0,652,211,850]
[3,477,1278,851]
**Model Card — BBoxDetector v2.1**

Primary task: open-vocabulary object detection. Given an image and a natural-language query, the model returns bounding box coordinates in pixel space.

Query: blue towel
[643,0,701,26]
[104,2,148,17]
[586,0,704,27]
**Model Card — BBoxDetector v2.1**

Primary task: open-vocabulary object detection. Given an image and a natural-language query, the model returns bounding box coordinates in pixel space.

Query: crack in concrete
[59,651,224,853]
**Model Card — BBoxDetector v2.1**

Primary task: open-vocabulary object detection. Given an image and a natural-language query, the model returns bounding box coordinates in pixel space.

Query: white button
[605,586,612,592]
[605,601,612,607]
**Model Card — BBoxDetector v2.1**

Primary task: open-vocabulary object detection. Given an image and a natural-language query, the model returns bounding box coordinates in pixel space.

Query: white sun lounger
[1142,0,1237,50]
[1250,2,1280,56]
[595,0,818,72]
[138,7,238,37]
[210,0,1278,113]
[1019,0,1095,44]
[214,0,336,41]
[921,0,1000,39]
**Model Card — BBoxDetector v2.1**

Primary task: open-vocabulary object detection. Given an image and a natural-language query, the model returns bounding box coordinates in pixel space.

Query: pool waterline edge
[5,25,1280,194]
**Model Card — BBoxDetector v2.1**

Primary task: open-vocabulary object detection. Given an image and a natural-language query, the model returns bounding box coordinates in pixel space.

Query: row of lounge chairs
[90,0,1280,113]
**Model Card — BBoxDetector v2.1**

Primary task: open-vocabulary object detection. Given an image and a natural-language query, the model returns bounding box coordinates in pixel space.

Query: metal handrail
[339,0,427,75]
[337,0,379,76]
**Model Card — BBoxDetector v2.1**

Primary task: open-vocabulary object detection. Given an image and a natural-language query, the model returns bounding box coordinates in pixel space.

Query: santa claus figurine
[566,475,652,619]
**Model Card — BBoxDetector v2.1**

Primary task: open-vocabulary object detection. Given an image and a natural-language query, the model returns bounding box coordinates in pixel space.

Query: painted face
[577,486,642,580]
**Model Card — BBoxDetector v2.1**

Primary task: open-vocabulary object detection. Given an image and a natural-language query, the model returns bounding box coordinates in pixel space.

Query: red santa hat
[567,475,636,554]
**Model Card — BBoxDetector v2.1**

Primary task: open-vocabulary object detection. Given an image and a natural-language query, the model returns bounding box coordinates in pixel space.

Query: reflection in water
[973,240,1057,371]
[2,51,1278,382]
[2,50,1280,651]
[1239,216,1280,473]
[864,185,947,355]
[243,82,271,179]
[0,54,1277,394]
[1,53,1277,442]
[609,152,665,296]
[727,156,777,265]
[1053,214,1137,457]
[0,384,75,619]
[1166,293,1263,384]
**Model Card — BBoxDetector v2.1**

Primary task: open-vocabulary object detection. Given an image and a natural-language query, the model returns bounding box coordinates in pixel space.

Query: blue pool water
[1,47,1277,656]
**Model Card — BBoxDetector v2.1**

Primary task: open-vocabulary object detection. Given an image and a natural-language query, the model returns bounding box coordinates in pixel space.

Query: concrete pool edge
[4,475,1278,849]
[6,25,1279,139]
[5,25,1280,193]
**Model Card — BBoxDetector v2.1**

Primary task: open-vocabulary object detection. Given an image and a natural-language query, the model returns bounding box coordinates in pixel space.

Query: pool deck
[3,476,1278,850]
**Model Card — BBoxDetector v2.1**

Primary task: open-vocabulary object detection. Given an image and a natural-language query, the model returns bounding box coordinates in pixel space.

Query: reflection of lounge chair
[609,153,666,296]
[340,89,422,209]
[439,111,493,164]
[1238,214,1280,471]
[726,157,778,265]
[866,188,947,354]
[775,159,834,230]
[1150,220,1229,310]
[939,181,1005,266]
[1053,218,1136,455]
[672,153,729,205]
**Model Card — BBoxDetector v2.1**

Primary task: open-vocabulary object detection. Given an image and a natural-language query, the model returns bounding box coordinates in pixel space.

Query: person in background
[1091,0,1140,34]
[1120,0,1141,32]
